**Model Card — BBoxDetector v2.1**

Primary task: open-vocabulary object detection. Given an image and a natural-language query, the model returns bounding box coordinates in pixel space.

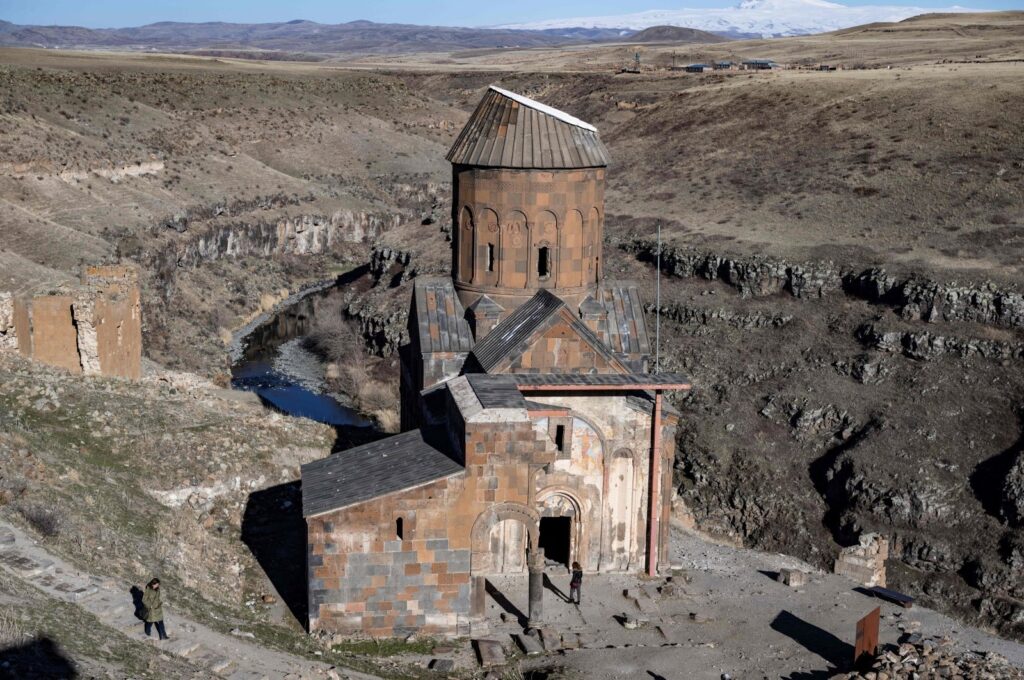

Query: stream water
[230,282,373,429]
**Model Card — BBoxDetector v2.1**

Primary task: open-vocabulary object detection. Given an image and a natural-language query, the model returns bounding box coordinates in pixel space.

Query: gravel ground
[478,525,1024,679]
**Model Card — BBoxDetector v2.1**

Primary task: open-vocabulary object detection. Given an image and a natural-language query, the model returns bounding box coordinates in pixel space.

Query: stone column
[471,575,487,619]
[527,548,545,626]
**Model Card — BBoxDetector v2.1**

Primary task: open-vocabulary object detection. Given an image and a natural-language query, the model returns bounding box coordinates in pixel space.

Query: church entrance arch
[536,489,584,570]
[469,503,540,619]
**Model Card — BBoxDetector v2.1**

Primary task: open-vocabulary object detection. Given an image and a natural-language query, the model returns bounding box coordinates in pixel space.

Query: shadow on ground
[485,579,528,627]
[771,610,852,675]
[970,411,1023,521]
[0,637,77,679]
[242,480,307,628]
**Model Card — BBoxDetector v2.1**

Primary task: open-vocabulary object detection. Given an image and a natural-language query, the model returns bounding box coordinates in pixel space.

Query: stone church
[301,86,691,638]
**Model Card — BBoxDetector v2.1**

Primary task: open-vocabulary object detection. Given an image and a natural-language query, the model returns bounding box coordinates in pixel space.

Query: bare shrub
[0,608,30,647]
[373,409,401,434]
[16,503,60,537]
[305,309,360,365]
[359,380,397,414]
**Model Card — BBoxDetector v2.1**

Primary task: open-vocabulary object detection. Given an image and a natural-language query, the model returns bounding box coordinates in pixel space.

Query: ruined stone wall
[83,266,143,379]
[24,295,82,374]
[1,265,142,379]
[0,293,16,350]
[834,533,889,587]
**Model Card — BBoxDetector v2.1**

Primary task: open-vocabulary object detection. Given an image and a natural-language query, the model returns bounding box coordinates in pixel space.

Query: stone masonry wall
[506,315,620,374]
[309,414,560,637]
[307,477,471,637]
[1,265,142,379]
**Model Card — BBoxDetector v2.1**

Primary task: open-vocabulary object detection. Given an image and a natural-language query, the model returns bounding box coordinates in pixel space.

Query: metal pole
[655,222,661,374]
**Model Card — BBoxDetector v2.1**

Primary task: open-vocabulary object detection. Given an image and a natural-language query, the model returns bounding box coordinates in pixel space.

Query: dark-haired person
[141,578,169,640]
[569,562,583,605]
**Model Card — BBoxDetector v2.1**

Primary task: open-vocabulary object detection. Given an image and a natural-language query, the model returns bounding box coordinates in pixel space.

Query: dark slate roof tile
[414,278,474,354]
[466,373,527,409]
[301,429,463,517]
[469,289,564,372]
[512,373,690,387]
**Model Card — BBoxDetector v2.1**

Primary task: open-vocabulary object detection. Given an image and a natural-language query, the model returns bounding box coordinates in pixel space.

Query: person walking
[569,562,583,605]
[141,578,169,640]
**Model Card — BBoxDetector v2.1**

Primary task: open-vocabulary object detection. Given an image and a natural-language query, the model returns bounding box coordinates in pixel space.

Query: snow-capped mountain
[499,0,988,39]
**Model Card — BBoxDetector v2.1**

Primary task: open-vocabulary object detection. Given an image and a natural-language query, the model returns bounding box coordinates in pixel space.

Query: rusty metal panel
[854,606,881,670]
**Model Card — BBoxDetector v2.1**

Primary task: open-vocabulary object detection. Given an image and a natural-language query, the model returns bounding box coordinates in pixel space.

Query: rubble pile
[835,636,1024,679]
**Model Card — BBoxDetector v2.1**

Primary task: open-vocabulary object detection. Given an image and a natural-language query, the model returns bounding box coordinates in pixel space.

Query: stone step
[53,581,99,602]
[473,638,506,667]
[226,669,272,680]
[166,638,202,657]
[515,631,545,656]
[539,628,561,652]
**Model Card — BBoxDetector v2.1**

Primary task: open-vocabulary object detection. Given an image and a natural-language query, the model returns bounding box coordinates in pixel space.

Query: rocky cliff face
[621,237,1024,329]
[611,242,1024,641]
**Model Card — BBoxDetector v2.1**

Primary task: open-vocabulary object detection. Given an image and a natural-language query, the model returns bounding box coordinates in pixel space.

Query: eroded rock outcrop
[621,238,1024,330]
[856,323,1024,361]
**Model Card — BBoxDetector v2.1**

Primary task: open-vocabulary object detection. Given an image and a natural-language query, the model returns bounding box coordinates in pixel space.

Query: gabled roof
[446,86,610,170]
[598,282,651,358]
[468,289,630,374]
[412,277,474,354]
[301,429,463,517]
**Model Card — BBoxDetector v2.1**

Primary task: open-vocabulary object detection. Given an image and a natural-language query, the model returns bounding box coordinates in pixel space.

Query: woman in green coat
[141,578,169,640]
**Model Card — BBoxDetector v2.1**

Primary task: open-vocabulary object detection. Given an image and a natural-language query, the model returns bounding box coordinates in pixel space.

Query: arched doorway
[469,503,540,620]
[536,490,584,571]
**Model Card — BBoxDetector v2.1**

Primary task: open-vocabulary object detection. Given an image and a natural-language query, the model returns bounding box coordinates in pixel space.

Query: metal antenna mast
[655,222,661,374]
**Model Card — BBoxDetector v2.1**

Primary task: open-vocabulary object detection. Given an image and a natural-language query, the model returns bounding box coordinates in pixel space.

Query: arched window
[396,517,404,540]
[537,246,551,279]
[487,243,495,272]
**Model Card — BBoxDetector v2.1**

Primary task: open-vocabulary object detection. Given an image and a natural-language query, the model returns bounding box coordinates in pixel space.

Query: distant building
[742,59,779,70]
[819,64,837,71]
[684,63,709,73]
[713,61,734,70]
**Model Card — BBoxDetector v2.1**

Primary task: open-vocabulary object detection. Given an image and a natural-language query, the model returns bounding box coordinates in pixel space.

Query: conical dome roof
[446,86,610,170]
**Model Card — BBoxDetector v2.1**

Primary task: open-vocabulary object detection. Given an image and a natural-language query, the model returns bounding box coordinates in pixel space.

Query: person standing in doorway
[569,562,583,605]
[142,578,169,640]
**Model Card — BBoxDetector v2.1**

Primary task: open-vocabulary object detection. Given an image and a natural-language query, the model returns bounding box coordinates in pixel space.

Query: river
[230,280,374,431]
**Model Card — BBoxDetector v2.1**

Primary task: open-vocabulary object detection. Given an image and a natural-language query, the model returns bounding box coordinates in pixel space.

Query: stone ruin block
[0,292,16,350]
[777,568,807,587]
[834,533,888,588]
[0,265,142,379]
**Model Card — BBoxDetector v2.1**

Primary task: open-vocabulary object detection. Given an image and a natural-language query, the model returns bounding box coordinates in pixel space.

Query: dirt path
[0,521,380,680]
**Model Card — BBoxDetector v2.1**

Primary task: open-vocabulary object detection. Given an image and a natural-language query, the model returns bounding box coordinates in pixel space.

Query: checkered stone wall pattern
[452,167,604,312]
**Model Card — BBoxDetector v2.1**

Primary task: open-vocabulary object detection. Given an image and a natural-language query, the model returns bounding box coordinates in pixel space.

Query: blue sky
[0,0,1014,28]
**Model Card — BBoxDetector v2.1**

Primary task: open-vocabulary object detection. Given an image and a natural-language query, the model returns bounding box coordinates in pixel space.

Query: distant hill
[0,18,630,55]
[500,0,998,39]
[629,25,729,43]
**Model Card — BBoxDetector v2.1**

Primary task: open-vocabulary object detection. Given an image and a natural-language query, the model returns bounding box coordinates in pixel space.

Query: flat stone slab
[474,638,505,667]
[515,632,545,656]
[561,631,581,649]
[539,628,561,651]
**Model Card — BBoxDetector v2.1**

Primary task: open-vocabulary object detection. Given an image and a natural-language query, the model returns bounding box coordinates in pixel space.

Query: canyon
[0,12,1022,675]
